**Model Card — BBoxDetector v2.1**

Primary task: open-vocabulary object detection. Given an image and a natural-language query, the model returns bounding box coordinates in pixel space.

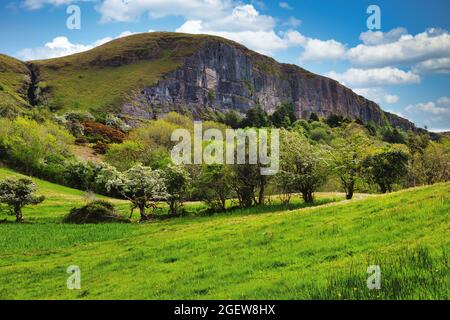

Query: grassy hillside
[0,166,448,300]
[0,54,31,116]
[28,33,218,113]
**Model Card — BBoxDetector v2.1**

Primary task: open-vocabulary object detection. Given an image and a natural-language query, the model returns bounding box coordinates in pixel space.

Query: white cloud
[405,97,450,115]
[353,88,399,105]
[300,38,347,62]
[17,31,138,60]
[279,2,292,10]
[22,0,91,10]
[359,27,408,45]
[176,21,301,55]
[283,16,302,28]
[348,28,450,67]
[412,57,450,74]
[437,96,450,107]
[97,0,234,23]
[17,36,94,60]
[326,67,420,88]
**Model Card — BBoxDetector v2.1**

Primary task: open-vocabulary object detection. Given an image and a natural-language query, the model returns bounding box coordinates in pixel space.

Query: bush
[82,121,126,144]
[64,200,128,224]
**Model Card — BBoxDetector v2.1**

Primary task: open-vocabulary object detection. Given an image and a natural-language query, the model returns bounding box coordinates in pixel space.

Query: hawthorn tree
[277,130,329,203]
[0,178,45,222]
[97,164,166,220]
[331,127,372,199]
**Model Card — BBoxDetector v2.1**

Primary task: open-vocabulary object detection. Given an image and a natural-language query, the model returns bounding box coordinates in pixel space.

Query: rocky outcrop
[121,38,415,130]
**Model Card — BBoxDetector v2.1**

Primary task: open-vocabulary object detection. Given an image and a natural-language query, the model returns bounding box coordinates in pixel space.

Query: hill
[0,54,31,117]
[1,32,419,131]
[0,166,448,299]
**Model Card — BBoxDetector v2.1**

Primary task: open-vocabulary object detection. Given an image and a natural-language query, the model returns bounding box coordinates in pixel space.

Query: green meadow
[0,167,448,300]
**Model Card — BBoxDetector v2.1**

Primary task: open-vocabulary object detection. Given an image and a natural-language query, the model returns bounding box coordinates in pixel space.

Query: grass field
[0,167,448,300]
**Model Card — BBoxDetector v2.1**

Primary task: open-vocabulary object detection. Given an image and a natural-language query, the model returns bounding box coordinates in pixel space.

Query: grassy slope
[0,167,448,300]
[29,33,214,113]
[0,54,30,114]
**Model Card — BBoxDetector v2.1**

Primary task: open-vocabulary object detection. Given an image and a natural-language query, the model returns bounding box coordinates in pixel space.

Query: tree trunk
[346,180,355,200]
[139,204,148,221]
[15,206,22,222]
[258,175,266,205]
[302,191,314,203]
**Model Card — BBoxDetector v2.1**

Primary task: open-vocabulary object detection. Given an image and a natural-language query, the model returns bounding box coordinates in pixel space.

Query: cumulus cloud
[17,36,93,60]
[300,38,347,62]
[176,21,302,55]
[326,67,420,88]
[97,0,234,23]
[17,31,137,60]
[22,0,91,10]
[405,97,450,115]
[353,88,399,105]
[359,27,408,45]
[348,28,450,68]
[412,57,450,74]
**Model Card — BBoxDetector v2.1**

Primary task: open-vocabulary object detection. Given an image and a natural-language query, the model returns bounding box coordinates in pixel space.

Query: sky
[1,0,449,131]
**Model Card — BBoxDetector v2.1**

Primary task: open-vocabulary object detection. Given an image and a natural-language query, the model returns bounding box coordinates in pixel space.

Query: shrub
[82,121,126,144]
[64,200,128,224]
[0,178,45,222]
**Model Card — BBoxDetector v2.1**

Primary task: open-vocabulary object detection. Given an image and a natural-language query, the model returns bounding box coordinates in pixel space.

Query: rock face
[121,38,415,131]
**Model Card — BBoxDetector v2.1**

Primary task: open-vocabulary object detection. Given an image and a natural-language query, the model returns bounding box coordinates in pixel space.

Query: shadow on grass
[144,197,343,222]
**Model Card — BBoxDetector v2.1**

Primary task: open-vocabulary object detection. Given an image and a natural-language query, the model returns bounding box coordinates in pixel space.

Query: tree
[242,105,270,128]
[97,164,166,220]
[232,163,260,208]
[197,164,234,211]
[331,129,372,199]
[309,112,320,122]
[105,141,144,172]
[223,110,243,129]
[406,132,430,186]
[277,130,329,203]
[382,127,406,144]
[270,103,297,128]
[363,150,409,193]
[0,178,45,222]
[421,142,449,184]
[1,117,73,175]
[163,165,191,215]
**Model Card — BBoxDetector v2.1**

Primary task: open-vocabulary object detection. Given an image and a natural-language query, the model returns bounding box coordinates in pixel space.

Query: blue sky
[1,0,449,131]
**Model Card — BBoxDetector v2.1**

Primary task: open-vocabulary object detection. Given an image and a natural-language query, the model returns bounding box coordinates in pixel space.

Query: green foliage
[105,141,144,172]
[197,164,234,211]
[64,200,127,224]
[364,150,410,193]
[97,164,166,220]
[0,178,45,222]
[163,165,191,215]
[382,127,406,144]
[277,130,329,203]
[270,102,297,128]
[242,105,270,128]
[0,117,73,175]
[326,114,347,128]
[309,112,320,122]
[223,110,243,129]
[331,127,373,199]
